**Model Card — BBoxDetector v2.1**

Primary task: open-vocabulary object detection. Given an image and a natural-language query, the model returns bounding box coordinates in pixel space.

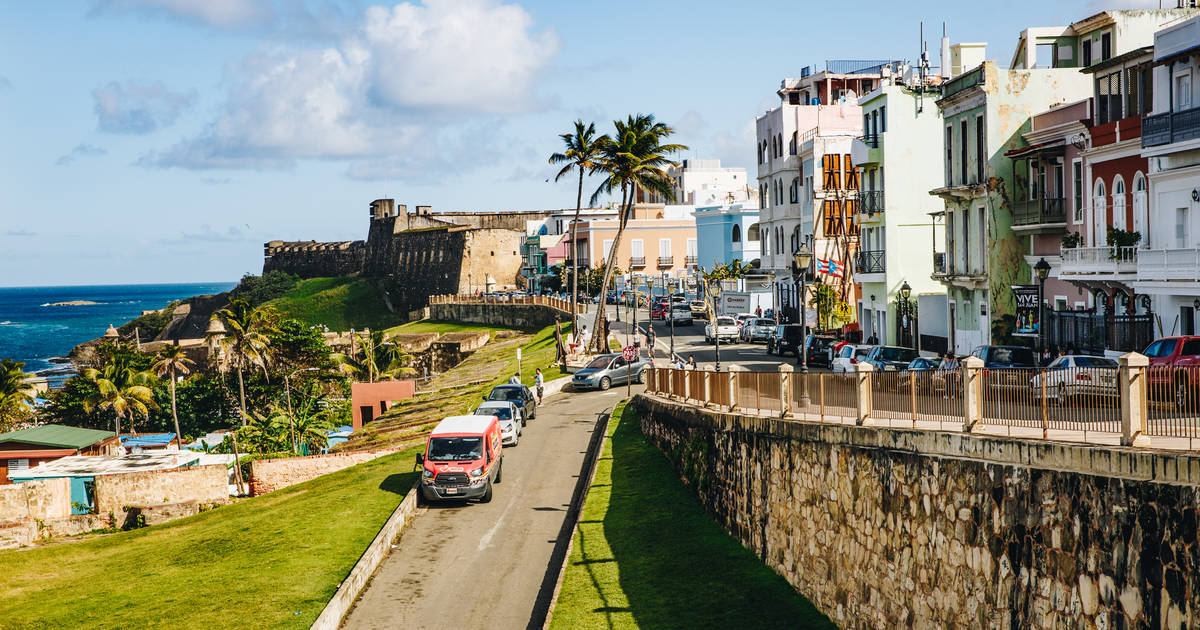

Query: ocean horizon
[0,282,237,374]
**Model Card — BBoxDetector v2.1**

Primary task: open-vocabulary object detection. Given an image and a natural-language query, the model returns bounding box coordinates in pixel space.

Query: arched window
[732,224,742,243]
[1112,176,1126,230]
[762,225,770,255]
[1093,179,1107,247]
[777,133,783,158]
[1133,172,1148,247]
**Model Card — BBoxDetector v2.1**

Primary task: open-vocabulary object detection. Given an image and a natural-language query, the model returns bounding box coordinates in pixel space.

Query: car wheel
[634,369,644,384]
[599,376,611,391]
[480,480,493,503]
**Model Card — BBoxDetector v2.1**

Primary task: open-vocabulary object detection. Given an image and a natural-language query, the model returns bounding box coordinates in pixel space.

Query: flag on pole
[816,258,844,278]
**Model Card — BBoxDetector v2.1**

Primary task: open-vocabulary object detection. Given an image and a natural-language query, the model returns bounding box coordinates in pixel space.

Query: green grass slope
[0,450,418,630]
[550,402,834,630]
[265,277,399,331]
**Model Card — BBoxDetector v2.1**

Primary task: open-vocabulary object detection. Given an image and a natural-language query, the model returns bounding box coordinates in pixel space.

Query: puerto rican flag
[816,258,844,278]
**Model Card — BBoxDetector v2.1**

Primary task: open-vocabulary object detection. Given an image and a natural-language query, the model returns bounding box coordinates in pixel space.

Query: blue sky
[0,0,1127,286]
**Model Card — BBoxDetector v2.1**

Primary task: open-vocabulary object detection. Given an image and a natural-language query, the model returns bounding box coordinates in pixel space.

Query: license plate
[445,487,458,494]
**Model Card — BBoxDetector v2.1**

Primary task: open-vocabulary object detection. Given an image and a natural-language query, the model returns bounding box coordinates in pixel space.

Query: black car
[766,324,805,356]
[485,384,537,420]
[803,335,838,367]
[864,346,920,372]
[970,345,1038,390]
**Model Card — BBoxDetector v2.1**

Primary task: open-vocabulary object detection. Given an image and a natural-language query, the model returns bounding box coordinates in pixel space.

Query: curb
[310,488,420,630]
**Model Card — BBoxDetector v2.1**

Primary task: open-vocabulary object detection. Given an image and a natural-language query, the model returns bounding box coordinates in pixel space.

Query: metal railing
[685,255,698,265]
[857,133,879,148]
[858,190,884,216]
[657,256,674,267]
[1142,105,1200,147]
[1014,197,1067,226]
[855,249,885,274]
[629,256,646,267]
[429,294,582,313]
[1136,248,1200,281]
[645,361,1200,451]
[1059,246,1138,274]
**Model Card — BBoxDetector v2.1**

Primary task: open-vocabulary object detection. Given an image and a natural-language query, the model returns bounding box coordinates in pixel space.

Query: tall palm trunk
[590,184,632,353]
[169,366,182,445]
[570,168,583,339]
[114,414,122,440]
[237,365,247,424]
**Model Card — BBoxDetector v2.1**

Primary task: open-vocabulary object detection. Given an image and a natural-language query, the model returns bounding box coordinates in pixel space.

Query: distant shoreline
[42,300,101,307]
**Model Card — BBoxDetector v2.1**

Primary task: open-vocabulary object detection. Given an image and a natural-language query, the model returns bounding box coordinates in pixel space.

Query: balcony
[855,249,885,279]
[857,133,878,148]
[629,256,646,268]
[1142,105,1200,148]
[1137,248,1200,282]
[1059,246,1137,283]
[1012,197,1067,231]
[685,255,698,265]
[657,256,674,267]
[858,190,884,217]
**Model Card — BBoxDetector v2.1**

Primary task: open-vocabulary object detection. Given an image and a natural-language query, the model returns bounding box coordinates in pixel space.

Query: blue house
[694,203,762,269]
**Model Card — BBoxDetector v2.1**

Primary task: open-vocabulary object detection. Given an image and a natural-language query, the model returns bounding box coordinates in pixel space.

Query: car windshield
[1144,339,1178,357]
[878,347,918,362]
[908,358,933,369]
[427,436,483,461]
[1076,357,1118,368]
[989,347,1035,365]
[487,388,523,402]
[585,356,613,369]
[475,406,512,420]
[855,348,872,358]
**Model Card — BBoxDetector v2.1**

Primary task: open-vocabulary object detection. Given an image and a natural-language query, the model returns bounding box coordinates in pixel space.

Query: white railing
[1060,246,1138,276]
[1137,248,1200,282]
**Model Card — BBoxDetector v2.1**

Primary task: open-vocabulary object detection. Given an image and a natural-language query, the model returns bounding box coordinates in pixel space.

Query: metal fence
[429,294,581,313]
[645,362,1200,451]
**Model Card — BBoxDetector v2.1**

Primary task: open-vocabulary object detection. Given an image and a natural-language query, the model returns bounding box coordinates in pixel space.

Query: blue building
[694,203,762,270]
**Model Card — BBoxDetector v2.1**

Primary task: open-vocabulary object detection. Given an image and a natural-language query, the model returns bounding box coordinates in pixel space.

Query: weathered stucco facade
[633,394,1200,630]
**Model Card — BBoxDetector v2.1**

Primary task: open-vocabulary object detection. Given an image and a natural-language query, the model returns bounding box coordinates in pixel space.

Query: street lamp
[1034,258,1051,352]
[897,280,914,349]
[793,243,813,373]
[663,270,675,360]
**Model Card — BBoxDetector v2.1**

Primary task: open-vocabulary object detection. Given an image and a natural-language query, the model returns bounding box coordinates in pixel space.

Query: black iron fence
[1044,311,1153,355]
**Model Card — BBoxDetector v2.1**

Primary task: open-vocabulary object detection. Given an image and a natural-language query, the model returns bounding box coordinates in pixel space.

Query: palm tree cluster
[550,115,687,353]
[332,330,411,382]
[209,297,276,419]
[0,359,36,430]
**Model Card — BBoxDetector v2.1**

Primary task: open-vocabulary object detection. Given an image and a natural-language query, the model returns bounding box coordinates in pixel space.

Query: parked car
[766,324,805,356]
[690,300,709,316]
[733,313,755,332]
[705,316,740,343]
[864,346,920,372]
[742,318,777,343]
[485,384,537,420]
[803,334,838,367]
[472,401,523,445]
[417,415,503,503]
[970,345,1038,390]
[832,344,873,373]
[651,299,669,320]
[572,352,652,390]
[1142,336,1200,403]
[897,356,944,391]
[1029,355,1119,403]
[667,304,694,326]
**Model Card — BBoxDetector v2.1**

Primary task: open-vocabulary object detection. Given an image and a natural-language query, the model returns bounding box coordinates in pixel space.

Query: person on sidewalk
[686,355,697,370]
[646,326,656,358]
[534,368,545,403]
[508,373,521,385]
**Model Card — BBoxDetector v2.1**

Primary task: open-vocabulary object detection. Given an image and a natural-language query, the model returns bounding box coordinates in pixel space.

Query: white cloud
[141,0,558,179]
[90,0,273,29]
[55,144,108,166]
[93,80,197,134]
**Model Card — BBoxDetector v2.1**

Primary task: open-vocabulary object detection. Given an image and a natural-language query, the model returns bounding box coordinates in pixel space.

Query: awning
[1004,139,1065,159]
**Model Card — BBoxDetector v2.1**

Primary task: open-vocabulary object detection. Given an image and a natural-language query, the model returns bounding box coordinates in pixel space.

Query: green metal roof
[0,424,115,450]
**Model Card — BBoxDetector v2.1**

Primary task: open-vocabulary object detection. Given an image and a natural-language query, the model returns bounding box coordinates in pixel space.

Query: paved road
[342,385,632,630]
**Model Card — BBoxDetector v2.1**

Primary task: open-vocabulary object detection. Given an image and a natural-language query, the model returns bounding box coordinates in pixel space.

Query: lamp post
[711,280,722,372]
[663,271,675,360]
[897,280,914,349]
[1034,258,1051,352]
[793,243,813,373]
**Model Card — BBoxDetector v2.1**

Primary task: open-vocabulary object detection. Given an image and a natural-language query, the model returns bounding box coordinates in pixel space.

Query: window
[658,238,671,258]
[631,239,644,259]
[975,115,985,184]
[1112,177,1126,230]
[602,239,613,259]
[1053,161,1064,201]
[1144,339,1177,358]
[1082,39,1092,67]
[1177,207,1189,249]
[1030,159,1040,200]
[1133,172,1148,247]
[1126,67,1141,120]
[945,125,953,186]
[959,119,968,186]
[880,105,886,132]
[1035,43,1055,68]
[731,224,741,243]
[1096,72,1121,124]
[790,131,797,155]
[1175,71,1193,111]
[946,212,955,271]
[1182,331,1200,352]
[1072,160,1083,222]
[1093,180,1106,246]
[1100,32,1111,62]
[9,458,29,473]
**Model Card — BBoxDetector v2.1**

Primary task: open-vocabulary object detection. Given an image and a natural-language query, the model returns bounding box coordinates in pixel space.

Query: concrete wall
[93,465,228,517]
[428,302,571,330]
[633,394,1200,630]
[249,450,394,495]
[350,381,416,429]
[0,478,71,522]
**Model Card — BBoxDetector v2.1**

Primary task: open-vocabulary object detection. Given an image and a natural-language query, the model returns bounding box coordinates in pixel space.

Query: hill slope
[265,277,399,331]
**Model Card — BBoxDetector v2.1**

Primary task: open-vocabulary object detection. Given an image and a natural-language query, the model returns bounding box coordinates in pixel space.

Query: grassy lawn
[266,277,400,331]
[550,402,834,630]
[384,319,505,336]
[0,450,418,630]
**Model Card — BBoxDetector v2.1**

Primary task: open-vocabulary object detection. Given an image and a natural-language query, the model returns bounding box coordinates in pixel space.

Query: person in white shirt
[534,368,545,403]
[508,373,521,385]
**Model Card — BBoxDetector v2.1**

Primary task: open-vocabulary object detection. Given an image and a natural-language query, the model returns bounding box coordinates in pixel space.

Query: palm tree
[210,297,275,420]
[0,359,35,427]
[83,355,157,436]
[333,330,405,382]
[549,120,609,334]
[587,114,687,352]
[152,344,195,445]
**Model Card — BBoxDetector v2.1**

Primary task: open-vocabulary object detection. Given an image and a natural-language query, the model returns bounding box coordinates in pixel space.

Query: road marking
[478,483,519,551]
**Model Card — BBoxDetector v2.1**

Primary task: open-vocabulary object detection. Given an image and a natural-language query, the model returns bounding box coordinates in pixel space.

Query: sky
[0,0,1144,287]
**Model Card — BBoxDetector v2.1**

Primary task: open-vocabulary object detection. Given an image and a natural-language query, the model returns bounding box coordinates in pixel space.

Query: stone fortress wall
[263,199,553,313]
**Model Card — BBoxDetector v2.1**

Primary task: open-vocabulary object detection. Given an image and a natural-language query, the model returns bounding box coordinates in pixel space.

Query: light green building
[852,81,947,349]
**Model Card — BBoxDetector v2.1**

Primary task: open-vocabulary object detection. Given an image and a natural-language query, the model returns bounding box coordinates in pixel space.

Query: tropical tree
[701,259,756,319]
[83,355,158,436]
[587,114,687,351]
[0,359,36,430]
[152,344,195,444]
[333,330,407,382]
[210,297,276,419]
[549,120,609,334]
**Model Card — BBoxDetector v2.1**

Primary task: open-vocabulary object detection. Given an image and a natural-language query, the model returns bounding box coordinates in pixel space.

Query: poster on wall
[1012,285,1040,337]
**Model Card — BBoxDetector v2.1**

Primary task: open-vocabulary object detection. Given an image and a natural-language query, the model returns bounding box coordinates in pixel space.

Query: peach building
[568,203,698,281]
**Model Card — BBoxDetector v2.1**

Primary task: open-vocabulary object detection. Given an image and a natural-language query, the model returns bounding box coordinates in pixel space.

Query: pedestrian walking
[867,332,879,345]
[686,355,697,370]
[755,306,762,317]
[646,326,656,358]
[534,368,545,404]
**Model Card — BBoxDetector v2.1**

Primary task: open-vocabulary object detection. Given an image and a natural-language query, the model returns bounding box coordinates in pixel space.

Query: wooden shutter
[822,155,840,190]
[843,155,859,190]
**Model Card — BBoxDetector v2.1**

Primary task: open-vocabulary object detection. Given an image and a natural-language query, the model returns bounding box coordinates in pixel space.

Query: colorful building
[0,425,118,484]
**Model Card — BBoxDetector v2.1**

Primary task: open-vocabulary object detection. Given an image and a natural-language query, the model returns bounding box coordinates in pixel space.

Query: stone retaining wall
[632,394,1200,630]
[0,478,71,522]
[93,464,228,517]
[428,303,570,330]
[249,450,394,495]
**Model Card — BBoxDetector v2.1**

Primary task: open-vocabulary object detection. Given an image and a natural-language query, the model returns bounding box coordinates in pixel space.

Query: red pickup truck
[1143,336,1200,403]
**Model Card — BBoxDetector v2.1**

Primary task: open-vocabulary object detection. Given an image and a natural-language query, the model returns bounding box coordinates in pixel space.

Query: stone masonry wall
[93,464,228,517]
[0,478,71,522]
[249,450,394,495]
[428,302,571,331]
[632,394,1200,630]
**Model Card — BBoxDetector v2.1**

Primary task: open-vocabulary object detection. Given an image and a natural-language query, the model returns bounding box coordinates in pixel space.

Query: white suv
[705,316,739,343]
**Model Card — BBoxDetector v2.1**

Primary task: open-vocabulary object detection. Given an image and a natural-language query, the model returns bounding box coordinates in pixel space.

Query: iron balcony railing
[1142,105,1200,147]
[685,255,698,265]
[657,256,674,267]
[1014,197,1067,226]
[858,190,884,216]
[858,133,879,148]
[629,256,646,267]
[856,250,885,274]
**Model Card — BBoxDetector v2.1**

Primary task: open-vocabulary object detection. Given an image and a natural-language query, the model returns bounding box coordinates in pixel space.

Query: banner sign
[718,291,751,315]
[1012,285,1040,337]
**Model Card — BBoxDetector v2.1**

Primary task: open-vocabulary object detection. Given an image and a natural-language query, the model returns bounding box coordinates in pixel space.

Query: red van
[417,415,503,503]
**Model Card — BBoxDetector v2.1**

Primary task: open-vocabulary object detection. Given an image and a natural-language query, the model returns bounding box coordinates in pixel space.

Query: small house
[0,425,118,484]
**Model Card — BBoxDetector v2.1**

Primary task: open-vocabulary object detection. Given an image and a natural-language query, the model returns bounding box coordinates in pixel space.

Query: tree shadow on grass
[602,406,836,629]
[379,471,419,496]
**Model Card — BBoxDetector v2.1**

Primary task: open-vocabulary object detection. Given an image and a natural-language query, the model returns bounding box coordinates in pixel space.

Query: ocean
[0,282,237,374]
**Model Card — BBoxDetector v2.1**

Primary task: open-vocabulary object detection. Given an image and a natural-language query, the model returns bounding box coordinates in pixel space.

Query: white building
[663,158,753,207]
